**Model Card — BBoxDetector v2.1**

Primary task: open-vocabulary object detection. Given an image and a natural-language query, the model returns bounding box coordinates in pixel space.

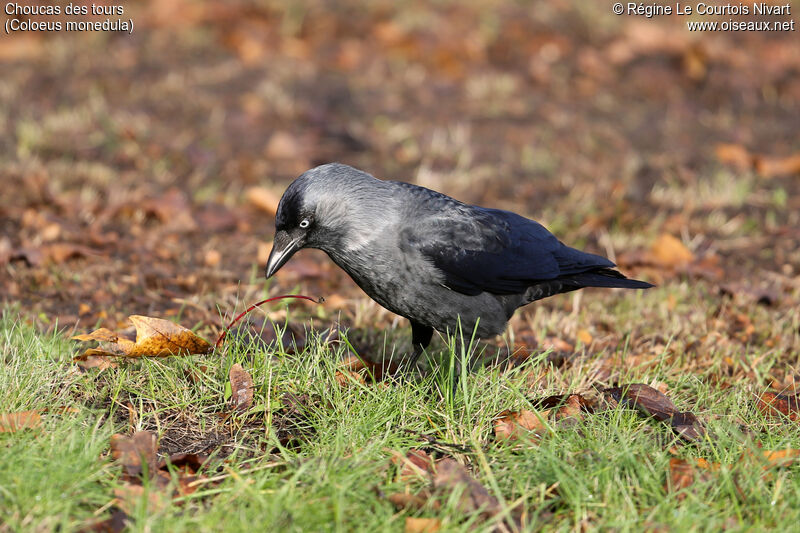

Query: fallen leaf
[715,143,754,171]
[335,369,367,387]
[605,384,705,442]
[0,411,42,432]
[387,491,437,512]
[76,355,118,372]
[114,483,170,515]
[554,394,584,422]
[246,186,281,215]
[204,249,221,267]
[159,452,210,497]
[9,247,44,266]
[754,153,800,178]
[666,457,712,500]
[111,431,158,480]
[108,431,211,518]
[43,243,101,264]
[667,457,695,499]
[392,449,435,482]
[532,393,596,413]
[433,458,504,520]
[756,392,800,421]
[760,449,800,468]
[714,143,800,178]
[73,315,211,359]
[493,409,549,442]
[405,517,441,533]
[576,329,593,345]
[650,234,694,268]
[339,350,395,382]
[81,509,129,533]
[229,363,254,412]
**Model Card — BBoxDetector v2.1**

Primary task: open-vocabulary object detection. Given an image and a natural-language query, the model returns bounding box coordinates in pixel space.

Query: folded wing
[403,205,649,296]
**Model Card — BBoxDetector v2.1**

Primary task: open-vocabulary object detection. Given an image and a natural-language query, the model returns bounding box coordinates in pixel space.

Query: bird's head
[265,163,387,278]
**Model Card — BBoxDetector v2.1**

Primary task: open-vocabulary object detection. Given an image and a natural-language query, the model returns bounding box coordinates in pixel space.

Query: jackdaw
[266,163,652,369]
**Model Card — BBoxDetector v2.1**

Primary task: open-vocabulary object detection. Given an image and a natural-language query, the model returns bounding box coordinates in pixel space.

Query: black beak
[265,230,303,278]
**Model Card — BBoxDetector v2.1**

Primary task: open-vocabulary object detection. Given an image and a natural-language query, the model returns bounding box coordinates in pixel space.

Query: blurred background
[1,1,798,353]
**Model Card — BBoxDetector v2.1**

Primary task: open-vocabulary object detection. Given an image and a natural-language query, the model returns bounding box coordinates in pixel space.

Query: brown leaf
[493,409,549,442]
[405,517,441,533]
[387,491,437,512]
[160,452,209,474]
[392,449,435,482]
[204,249,221,267]
[42,243,101,264]
[339,350,395,382]
[335,369,367,387]
[110,431,158,480]
[159,452,210,497]
[576,329,593,345]
[229,363,254,412]
[666,458,695,499]
[246,186,281,215]
[649,234,694,268]
[666,457,712,500]
[605,384,704,442]
[532,393,596,413]
[760,449,800,468]
[80,509,129,532]
[0,411,42,432]
[754,153,800,178]
[669,412,705,442]
[76,355,118,372]
[72,328,120,343]
[715,143,754,171]
[114,483,170,515]
[715,143,800,178]
[73,315,211,359]
[756,392,800,421]
[433,458,502,517]
[555,394,585,422]
[9,246,44,267]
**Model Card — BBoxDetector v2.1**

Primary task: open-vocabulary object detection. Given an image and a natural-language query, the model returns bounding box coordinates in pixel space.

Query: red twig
[214,294,322,349]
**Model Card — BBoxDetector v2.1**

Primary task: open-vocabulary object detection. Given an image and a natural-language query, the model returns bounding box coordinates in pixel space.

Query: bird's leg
[405,321,433,371]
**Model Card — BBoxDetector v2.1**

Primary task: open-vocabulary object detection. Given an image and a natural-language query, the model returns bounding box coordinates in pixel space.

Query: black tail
[567,268,654,290]
[522,268,653,304]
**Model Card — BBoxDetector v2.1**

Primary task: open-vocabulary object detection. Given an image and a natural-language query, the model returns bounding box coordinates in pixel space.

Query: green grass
[1,289,799,532]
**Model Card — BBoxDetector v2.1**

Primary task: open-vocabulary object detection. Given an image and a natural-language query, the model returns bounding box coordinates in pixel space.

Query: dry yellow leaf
[73,315,211,359]
[405,517,441,533]
[0,411,42,432]
[493,409,549,442]
[755,154,800,178]
[577,329,593,345]
[715,143,753,170]
[247,186,281,215]
[650,234,694,267]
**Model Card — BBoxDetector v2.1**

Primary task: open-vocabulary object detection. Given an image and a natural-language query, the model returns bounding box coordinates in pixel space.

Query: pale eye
[299,219,310,229]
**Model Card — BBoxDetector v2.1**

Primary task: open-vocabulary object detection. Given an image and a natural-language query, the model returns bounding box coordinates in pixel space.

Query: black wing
[402,205,619,296]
